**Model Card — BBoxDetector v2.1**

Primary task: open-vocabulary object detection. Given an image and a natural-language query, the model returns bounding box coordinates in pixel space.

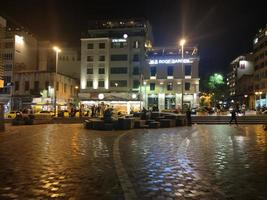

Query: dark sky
[1,0,266,79]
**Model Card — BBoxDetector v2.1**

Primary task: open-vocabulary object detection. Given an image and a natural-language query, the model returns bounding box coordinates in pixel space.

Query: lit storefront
[79,92,142,114]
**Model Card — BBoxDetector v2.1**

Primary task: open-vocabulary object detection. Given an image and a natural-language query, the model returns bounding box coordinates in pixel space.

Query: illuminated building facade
[79,19,153,113]
[253,25,267,108]
[227,54,254,109]
[144,47,200,110]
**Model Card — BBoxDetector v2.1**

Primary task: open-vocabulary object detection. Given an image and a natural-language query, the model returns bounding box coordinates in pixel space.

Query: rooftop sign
[112,39,127,43]
[149,59,193,65]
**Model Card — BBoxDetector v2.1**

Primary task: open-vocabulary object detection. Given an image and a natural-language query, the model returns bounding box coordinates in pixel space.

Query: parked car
[4,111,17,119]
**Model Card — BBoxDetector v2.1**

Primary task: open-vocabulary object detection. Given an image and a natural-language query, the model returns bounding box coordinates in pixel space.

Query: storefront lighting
[98,93,104,100]
[132,94,137,99]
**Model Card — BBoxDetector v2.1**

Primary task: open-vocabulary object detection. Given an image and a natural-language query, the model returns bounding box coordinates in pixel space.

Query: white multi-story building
[79,19,153,113]
[253,25,267,108]
[144,47,200,110]
[0,17,38,109]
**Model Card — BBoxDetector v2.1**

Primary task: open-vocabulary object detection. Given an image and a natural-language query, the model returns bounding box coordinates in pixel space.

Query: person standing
[229,109,238,125]
[186,107,192,126]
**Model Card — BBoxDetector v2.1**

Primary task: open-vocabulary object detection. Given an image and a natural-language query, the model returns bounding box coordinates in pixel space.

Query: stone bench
[160,119,176,128]
[134,120,146,128]
[149,121,160,129]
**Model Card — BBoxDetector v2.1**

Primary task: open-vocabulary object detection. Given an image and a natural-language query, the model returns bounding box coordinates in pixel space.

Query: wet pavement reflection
[120,125,267,200]
[0,124,267,199]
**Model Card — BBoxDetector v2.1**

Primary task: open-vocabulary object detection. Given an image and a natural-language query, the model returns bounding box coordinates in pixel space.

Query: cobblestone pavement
[0,124,267,200]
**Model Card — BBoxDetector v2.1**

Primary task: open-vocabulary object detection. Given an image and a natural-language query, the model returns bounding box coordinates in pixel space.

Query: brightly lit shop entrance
[165,94,176,110]
[148,94,158,110]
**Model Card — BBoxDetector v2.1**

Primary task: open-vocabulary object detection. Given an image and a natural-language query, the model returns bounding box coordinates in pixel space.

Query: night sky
[1,0,266,79]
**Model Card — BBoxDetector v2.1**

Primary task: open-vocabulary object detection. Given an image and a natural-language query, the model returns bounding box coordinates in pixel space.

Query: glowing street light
[53,46,61,116]
[179,38,186,111]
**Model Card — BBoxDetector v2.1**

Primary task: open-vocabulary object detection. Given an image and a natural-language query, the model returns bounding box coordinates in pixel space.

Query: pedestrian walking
[229,109,238,125]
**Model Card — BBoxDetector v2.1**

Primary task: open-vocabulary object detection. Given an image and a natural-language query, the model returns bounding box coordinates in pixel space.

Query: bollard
[0,103,5,132]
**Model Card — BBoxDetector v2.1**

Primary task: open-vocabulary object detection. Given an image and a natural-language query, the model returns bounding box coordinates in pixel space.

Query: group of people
[84,104,114,118]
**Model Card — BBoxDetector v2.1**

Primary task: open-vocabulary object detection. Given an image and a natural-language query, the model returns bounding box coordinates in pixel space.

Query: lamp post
[179,39,186,112]
[53,46,61,116]
[143,81,147,108]
[75,86,79,106]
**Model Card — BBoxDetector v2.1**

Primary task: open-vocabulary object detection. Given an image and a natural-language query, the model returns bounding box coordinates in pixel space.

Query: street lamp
[53,46,61,116]
[143,81,147,108]
[179,38,186,111]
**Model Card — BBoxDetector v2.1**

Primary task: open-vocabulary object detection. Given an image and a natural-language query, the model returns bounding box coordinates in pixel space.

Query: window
[98,81,104,87]
[150,67,156,76]
[99,43,105,49]
[56,82,59,91]
[25,81,29,91]
[185,65,192,76]
[64,84,67,93]
[167,66,174,76]
[87,80,93,88]
[99,55,105,61]
[133,80,140,88]
[3,53,13,60]
[133,67,139,75]
[110,80,127,87]
[167,83,173,91]
[87,56,93,62]
[185,82,190,90]
[4,64,12,71]
[111,42,127,48]
[34,81,39,91]
[87,43,94,49]
[15,81,19,91]
[4,42,13,48]
[133,40,139,48]
[110,67,128,74]
[110,54,128,61]
[98,68,105,74]
[150,83,155,91]
[45,81,49,90]
[133,54,139,62]
[87,68,93,74]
